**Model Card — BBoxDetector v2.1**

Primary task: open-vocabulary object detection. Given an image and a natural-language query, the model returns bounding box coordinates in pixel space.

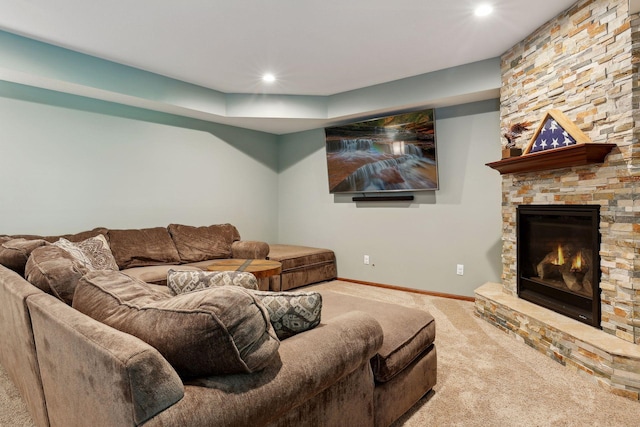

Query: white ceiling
[0,0,579,132]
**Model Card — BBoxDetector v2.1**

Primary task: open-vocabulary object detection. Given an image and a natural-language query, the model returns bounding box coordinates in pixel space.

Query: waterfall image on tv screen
[325,109,437,193]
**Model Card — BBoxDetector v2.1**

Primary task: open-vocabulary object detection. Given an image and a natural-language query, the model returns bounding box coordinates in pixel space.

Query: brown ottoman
[319,290,437,427]
[267,244,337,291]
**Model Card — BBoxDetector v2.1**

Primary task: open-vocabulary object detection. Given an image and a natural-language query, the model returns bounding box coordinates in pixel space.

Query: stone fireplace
[475,0,640,400]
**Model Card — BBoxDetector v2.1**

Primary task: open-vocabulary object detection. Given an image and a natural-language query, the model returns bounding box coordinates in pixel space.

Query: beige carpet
[311,281,640,427]
[2,280,640,426]
[0,363,34,427]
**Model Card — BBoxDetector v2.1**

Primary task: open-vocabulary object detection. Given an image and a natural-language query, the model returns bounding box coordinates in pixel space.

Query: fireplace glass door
[517,205,601,327]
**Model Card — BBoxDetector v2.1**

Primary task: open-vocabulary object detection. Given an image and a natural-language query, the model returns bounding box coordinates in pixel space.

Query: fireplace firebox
[517,205,601,327]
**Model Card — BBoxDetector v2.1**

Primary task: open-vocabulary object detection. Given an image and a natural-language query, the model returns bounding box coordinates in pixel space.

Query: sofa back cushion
[25,235,119,305]
[168,223,240,263]
[25,245,88,304]
[0,228,109,274]
[0,238,48,275]
[8,227,109,243]
[108,227,181,269]
[57,227,110,243]
[73,270,280,377]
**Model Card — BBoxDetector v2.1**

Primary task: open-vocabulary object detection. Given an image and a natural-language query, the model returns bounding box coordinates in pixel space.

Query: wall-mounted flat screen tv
[324,108,438,193]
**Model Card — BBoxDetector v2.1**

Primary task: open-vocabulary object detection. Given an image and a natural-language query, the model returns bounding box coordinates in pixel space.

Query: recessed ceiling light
[262,73,276,83]
[474,4,493,17]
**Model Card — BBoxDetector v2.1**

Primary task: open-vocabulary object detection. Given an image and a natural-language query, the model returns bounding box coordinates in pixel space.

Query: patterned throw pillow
[166,269,258,295]
[251,290,322,340]
[53,235,119,271]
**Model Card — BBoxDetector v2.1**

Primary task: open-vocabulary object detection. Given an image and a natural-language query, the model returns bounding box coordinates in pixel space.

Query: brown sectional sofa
[0,224,437,426]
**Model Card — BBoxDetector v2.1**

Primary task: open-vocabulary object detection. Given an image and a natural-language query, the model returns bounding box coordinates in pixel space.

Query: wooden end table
[206,259,282,280]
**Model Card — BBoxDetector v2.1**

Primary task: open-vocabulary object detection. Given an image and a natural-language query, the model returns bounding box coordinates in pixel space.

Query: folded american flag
[530,117,576,153]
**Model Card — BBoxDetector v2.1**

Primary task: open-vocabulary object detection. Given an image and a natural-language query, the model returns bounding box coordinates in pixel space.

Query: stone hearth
[476,283,640,399]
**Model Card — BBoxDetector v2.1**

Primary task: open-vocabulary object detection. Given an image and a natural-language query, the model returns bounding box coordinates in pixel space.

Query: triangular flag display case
[487,109,616,175]
[523,109,589,154]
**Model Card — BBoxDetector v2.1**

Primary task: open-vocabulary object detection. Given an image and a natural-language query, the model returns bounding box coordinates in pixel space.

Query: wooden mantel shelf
[485,143,616,175]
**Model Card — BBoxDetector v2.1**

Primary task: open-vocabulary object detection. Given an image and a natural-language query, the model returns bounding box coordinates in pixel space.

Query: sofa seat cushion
[319,290,436,383]
[73,270,280,378]
[154,310,383,427]
[267,244,337,291]
[108,227,181,269]
[168,223,240,263]
[121,265,203,285]
[267,244,335,270]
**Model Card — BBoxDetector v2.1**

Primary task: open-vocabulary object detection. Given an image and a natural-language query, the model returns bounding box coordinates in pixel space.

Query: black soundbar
[352,195,414,202]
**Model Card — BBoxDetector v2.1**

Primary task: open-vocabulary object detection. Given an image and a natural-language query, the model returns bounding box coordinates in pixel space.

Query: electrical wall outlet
[364,255,370,265]
[456,264,464,275]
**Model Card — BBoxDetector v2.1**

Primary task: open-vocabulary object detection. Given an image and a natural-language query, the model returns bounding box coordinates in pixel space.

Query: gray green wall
[277,100,502,296]
[0,86,280,241]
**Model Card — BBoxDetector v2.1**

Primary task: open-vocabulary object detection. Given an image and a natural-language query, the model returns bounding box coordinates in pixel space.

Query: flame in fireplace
[572,251,583,270]
[552,244,565,266]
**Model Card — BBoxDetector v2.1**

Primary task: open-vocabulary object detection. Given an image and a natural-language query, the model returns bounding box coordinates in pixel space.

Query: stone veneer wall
[500,0,640,343]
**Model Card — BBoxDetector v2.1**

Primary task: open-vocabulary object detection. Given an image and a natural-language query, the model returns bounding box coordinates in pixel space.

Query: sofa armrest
[144,310,384,427]
[231,240,270,259]
[26,293,185,427]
